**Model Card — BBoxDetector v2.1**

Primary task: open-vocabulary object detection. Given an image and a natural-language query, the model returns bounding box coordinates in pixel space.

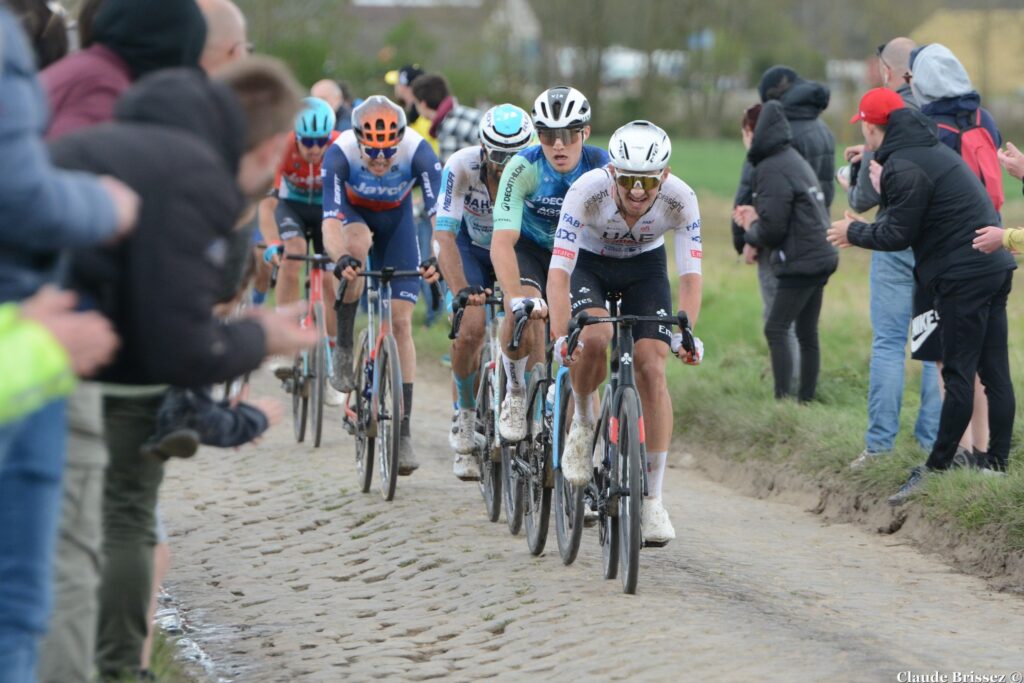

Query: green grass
[411,138,1024,556]
[144,631,193,682]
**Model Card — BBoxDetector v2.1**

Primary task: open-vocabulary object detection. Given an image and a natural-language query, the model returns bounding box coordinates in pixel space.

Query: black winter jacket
[52,69,265,387]
[743,101,838,283]
[731,79,836,253]
[847,107,1015,290]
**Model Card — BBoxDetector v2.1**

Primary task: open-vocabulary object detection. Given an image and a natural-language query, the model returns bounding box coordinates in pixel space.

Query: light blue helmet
[295,97,336,138]
[479,104,534,154]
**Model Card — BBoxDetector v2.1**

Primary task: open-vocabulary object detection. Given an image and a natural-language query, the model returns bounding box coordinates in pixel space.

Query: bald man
[197,0,247,74]
[311,78,342,110]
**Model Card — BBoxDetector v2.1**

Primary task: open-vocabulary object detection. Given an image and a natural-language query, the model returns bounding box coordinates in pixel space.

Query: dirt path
[160,365,1024,682]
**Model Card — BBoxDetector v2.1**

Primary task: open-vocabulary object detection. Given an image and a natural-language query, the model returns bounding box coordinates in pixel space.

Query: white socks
[572,388,596,426]
[647,451,667,500]
[503,354,528,396]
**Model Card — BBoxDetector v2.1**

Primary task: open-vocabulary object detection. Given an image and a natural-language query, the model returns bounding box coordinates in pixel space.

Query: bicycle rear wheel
[524,364,551,556]
[554,375,584,565]
[476,352,503,523]
[291,354,308,443]
[351,330,374,493]
[311,302,328,447]
[616,387,643,594]
[377,334,402,501]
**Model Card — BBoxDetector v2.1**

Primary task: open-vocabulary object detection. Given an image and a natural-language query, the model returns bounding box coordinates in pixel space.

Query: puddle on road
[155,589,231,683]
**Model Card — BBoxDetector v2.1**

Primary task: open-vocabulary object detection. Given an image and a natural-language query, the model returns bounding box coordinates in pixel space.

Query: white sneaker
[498,392,527,442]
[324,385,346,406]
[561,418,595,486]
[454,409,478,454]
[453,453,480,481]
[267,355,292,380]
[641,498,675,545]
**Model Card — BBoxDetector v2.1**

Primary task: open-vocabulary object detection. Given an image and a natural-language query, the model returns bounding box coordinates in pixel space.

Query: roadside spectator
[196,0,248,75]
[40,0,207,140]
[0,6,137,680]
[312,78,348,131]
[49,60,311,680]
[734,101,838,402]
[385,63,434,147]
[410,72,483,164]
[731,65,836,388]
[974,142,1024,253]
[337,79,355,132]
[837,37,941,470]
[910,42,1001,467]
[828,89,1016,504]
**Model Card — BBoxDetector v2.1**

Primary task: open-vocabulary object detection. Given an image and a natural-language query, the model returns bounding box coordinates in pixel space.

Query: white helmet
[531,86,591,129]
[479,103,534,153]
[607,120,671,173]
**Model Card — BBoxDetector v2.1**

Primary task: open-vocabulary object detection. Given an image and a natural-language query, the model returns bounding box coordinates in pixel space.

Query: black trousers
[764,283,824,402]
[926,270,1015,471]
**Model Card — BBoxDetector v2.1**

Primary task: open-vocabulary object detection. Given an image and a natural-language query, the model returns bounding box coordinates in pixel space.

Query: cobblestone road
[160,367,1024,682]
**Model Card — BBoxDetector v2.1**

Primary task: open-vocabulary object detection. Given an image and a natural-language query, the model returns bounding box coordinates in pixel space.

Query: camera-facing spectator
[410,72,483,164]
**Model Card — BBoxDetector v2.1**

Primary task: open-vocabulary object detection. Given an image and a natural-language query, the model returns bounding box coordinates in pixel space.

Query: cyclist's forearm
[435,232,469,294]
[322,218,346,260]
[678,274,702,328]
[258,197,280,243]
[547,267,572,339]
[491,230,524,300]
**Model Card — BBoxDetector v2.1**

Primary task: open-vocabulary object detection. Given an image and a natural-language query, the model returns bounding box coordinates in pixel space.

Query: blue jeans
[0,400,67,683]
[866,250,941,452]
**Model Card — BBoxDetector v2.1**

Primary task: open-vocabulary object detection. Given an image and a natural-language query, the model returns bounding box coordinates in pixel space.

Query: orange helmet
[352,95,407,149]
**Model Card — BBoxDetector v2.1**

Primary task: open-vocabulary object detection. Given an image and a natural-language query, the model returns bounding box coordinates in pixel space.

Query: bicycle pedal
[643,538,670,549]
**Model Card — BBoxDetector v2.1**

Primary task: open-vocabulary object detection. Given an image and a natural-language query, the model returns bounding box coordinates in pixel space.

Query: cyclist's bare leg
[498,283,544,390]
[390,299,417,383]
[568,308,612,398]
[277,235,308,308]
[635,338,672,508]
[452,306,486,384]
[560,308,610,483]
[323,220,370,392]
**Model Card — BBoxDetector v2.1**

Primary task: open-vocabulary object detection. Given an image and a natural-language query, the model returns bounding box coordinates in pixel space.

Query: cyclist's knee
[455,319,485,352]
[581,324,613,355]
[635,343,669,388]
[391,311,413,340]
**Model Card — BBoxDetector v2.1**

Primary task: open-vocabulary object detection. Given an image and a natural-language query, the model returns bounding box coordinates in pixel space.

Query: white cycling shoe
[561,419,595,486]
[324,385,346,407]
[641,498,675,546]
[453,409,479,455]
[267,355,293,380]
[453,453,480,481]
[498,392,527,442]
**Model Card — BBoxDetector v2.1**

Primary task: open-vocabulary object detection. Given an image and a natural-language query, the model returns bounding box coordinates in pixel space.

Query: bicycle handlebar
[448,290,503,340]
[336,267,443,311]
[565,310,694,358]
[284,253,336,267]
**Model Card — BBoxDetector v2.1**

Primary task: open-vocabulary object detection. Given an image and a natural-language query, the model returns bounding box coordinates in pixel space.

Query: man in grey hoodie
[840,37,941,470]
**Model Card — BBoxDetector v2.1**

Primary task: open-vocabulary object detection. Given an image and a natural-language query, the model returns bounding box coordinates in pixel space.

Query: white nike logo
[910,310,940,353]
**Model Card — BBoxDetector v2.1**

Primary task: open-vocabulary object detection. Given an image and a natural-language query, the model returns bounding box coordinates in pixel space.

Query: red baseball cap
[849,88,905,125]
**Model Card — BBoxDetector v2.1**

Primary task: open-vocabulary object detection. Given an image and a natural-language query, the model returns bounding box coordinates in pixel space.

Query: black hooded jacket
[731,72,836,253]
[847,107,1015,290]
[52,69,263,387]
[743,101,838,283]
[92,0,207,78]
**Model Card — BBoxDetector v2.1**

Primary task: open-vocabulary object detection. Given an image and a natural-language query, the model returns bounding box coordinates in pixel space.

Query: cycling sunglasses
[298,136,330,149]
[484,149,515,165]
[615,173,662,191]
[538,128,583,146]
[362,145,399,160]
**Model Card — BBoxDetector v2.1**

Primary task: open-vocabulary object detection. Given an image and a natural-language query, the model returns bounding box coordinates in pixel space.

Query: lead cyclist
[547,121,704,545]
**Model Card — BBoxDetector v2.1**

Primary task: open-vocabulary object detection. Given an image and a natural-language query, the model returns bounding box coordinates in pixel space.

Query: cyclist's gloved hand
[553,335,583,366]
[510,296,548,320]
[262,242,283,265]
[672,333,704,365]
[457,285,488,307]
[334,255,362,282]
[419,256,442,284]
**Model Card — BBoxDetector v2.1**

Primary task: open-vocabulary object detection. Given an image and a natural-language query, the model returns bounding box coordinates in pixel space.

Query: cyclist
[260,97,343,401]
[323,95,442,475]
[491,86,609,442]
[548,120,705,545]
[436,103,535,478]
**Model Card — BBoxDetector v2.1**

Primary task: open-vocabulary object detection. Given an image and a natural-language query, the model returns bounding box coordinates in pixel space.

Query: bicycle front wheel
[554,375,584,565]
[524,364,551,556]
[351,329,374,493]
[377,334,402,501]
[310,302,328,448]
[616,387,644,594]
[476,353,503,523]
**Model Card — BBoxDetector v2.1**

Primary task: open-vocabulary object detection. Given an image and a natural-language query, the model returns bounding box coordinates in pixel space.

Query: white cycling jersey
[435,146,494,248]
[550,168,703,276]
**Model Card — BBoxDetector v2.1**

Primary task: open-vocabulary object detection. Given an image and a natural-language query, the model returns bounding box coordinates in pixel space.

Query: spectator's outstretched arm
[847,162,927,251]
[847,151,880,213]
[0,13,118,250]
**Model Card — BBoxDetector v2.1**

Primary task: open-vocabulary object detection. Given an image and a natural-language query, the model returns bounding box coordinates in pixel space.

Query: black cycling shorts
[515,237,551,296]
[570,246,674,345]
[276,199,325,255]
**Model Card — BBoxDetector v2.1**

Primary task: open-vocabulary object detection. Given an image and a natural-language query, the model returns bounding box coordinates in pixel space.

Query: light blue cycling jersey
[435,146,495,248]
[491,144,609,251]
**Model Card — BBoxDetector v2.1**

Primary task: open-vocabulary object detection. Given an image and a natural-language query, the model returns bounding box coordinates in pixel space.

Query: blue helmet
[295,97,336,138]
[479,103,533,153]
